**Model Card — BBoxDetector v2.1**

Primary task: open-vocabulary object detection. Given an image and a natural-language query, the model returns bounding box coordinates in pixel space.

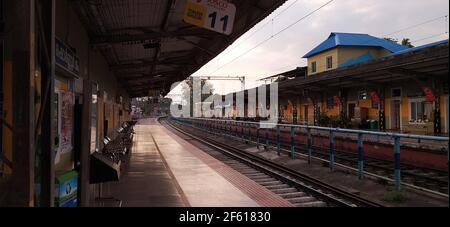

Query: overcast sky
[168,0,449,98]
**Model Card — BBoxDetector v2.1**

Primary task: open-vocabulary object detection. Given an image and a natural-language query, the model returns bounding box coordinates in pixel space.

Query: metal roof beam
[118,70,178,79]
[111,62,191,71]
[161,0,176,31]
[388,68,436,78]
[90,29,219,45]
[178,37,215,56]
[111,53,194,72]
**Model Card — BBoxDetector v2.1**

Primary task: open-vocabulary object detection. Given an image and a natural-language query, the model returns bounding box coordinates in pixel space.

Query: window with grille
[326,56,333,69]
[311,62,317,73]
[409,98,433,124]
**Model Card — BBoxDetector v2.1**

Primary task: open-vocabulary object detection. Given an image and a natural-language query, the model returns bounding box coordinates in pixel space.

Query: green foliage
[384,37,414,48]
[384,37,398,44]
[317,112,351,128]
[317,113,331,127]
[383,191,409,204]
[181,79,215,103]
[401,38,414,48]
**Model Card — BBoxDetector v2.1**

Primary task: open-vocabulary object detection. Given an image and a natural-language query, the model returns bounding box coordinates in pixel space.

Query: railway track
[306,147,448,194]
[256,134,448,195]
[177,118,448,196]
[161,117,383,207]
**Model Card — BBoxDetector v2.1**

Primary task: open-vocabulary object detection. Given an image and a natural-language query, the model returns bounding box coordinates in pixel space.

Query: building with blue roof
[273,36,448,135]
[303,32,409,75]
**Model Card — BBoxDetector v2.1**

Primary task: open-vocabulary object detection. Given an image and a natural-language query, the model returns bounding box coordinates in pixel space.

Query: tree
[179,78,215,117]
[180,78,216,106]
[384,37,414,48]
[401,38,414,48]
[384,37,398,44]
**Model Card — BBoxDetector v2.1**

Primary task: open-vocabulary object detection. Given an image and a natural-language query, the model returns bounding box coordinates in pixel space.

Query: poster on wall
[60,91,73,154]
[55,171,78,207]
[90,84,98,154]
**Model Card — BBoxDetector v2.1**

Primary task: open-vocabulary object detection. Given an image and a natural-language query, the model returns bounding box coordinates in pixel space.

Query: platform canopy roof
[71,0,287,97]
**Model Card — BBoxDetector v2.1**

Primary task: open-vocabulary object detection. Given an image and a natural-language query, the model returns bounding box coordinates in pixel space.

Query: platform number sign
[183,0,236,35]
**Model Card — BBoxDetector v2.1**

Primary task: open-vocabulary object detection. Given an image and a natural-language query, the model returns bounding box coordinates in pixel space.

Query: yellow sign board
[184,1,207,28]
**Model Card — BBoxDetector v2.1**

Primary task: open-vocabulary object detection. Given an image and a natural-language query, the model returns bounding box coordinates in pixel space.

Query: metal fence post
[329,130,335,171]
[265,127,269,150]
[241,122,245,141]
[276,125,281,156]
[256,125,260,150]
[290,126,295,159]
[394,136,401,190]
[307,128,312,164]
[248,124,252,142]
[357,133,364,180]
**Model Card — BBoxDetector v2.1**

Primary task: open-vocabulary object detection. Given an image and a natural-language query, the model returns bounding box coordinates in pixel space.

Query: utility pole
[192,76,246,91]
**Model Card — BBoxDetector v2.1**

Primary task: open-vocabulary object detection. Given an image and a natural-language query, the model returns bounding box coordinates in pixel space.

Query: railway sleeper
[248,177,274,182]
[287,196,317,204]
[245,173,269,178]
[293,201,328,207]
[253,178,278,183]
[259,181,283,186]
[232,167,257,171]
[271,188,298,194]
[239,170,262,174]
[266,184,291,190]
[279,192,307,199]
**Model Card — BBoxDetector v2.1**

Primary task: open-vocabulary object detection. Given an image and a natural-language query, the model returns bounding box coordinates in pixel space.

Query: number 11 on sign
[209,12,229,32]
[183,0,236,35]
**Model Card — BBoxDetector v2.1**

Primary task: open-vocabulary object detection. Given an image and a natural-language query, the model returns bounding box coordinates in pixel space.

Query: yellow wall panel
[440,95,448,133]
[358,99,378,119]
[307,48,339,75]
[337,46,391,66]
[307,46,395,76]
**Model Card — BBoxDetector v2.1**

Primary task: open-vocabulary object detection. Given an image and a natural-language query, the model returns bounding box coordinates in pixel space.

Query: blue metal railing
[171,117,449,194]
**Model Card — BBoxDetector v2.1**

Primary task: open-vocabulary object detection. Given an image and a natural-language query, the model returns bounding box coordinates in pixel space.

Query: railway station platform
[97,118,292,207]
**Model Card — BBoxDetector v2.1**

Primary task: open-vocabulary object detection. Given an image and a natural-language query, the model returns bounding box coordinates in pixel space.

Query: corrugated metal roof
[385,39,449,57]
[338,51,374,68]
[303,32,409,58]
[72,0,288,97]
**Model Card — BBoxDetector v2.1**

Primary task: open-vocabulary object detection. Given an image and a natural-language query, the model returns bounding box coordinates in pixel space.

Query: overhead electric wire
[412,32,449,43]
[221,0,302,57]
[384,14,448,37]
[209,0,335,75]
[206,3,447,84]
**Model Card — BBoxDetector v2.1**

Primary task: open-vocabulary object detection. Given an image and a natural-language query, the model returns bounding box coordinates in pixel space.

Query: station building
[277,33,448,135]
